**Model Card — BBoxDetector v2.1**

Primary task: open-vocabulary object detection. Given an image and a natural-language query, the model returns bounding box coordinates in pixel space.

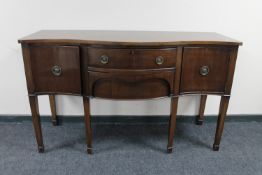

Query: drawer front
[87,70,174,99]
[83,47,176,69]
[30,46,81,94]
[180,47,230,94]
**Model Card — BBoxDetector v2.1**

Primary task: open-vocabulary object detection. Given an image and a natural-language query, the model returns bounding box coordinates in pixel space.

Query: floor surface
[0,120,261,175]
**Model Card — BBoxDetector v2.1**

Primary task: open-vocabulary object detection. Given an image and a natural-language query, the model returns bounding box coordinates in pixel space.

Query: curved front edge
[87,70,174,100]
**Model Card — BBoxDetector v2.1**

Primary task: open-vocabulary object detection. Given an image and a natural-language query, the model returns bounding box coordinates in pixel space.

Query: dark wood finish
[88,70,174,99]
[225,47,239,95]
[28,96,44,152]
[83,97,92,154]
[21,44,35,93]
[18,30,242,46]
[49,95,58,126]
[167,97,178,153]
[30,45,81,94]
[84,47,176,69]
[196,95,207,125]
[180,47,231,94]
[213,96,230,151]
[19,31,241,154]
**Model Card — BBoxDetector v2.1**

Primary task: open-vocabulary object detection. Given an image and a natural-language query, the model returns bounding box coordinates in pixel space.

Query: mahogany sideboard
[18,30,242,154]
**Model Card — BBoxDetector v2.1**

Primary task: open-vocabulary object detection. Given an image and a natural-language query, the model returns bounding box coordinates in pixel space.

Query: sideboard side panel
[224,46,239,95]
[21,44,35,94]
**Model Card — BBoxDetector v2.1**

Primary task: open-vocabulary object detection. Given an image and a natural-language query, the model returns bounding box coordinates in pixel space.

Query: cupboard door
[180,47,230,94]
[30,46,81,94]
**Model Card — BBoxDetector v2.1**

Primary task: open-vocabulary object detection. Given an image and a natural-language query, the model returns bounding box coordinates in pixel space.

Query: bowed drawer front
[88,70,174,99]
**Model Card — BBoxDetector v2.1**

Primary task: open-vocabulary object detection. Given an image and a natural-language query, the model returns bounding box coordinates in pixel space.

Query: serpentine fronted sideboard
[18,30,242,154]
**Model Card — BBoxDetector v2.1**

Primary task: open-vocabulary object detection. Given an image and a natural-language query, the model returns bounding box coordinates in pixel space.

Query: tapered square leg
[196,95,207,125]
[213,96,230,151]
[167,97,178,153]
[83,96,92,154]
[49,95,58,126]
[29,96,44,153]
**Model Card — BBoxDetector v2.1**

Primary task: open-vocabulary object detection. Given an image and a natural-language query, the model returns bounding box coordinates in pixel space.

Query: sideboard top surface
[18,30,242,46]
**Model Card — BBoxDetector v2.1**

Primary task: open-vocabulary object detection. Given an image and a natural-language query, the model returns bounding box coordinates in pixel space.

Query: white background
[0,0,261,116]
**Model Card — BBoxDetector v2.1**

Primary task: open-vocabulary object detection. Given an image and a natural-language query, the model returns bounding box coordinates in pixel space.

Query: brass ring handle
[199,66,209,76]
[51,65,62,76]
[100,55,109,64]
[156,56,164,65]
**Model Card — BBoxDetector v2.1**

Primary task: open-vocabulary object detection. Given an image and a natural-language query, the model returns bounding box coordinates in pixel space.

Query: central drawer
[82,47,177,69]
